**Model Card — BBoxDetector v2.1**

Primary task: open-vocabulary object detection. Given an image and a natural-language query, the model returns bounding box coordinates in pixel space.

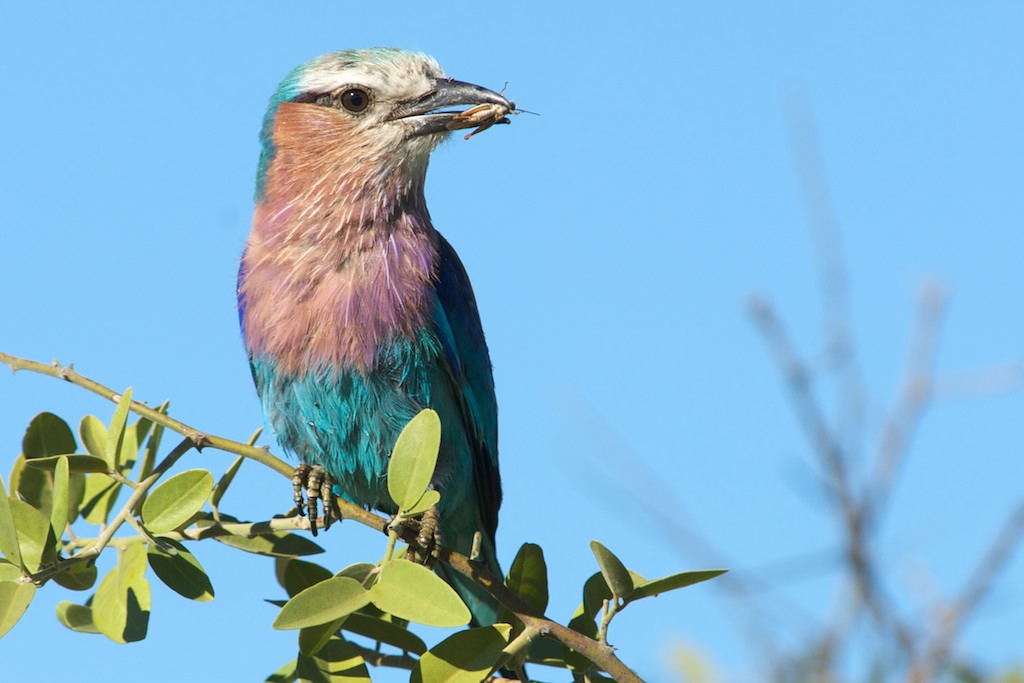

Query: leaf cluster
[0,375,725,682]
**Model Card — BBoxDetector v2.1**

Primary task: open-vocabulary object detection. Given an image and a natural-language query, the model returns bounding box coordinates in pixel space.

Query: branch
[1,351,643,683]
[868,283,946,522]
[748,299,915,653]
[349,642,418,671]
[64,515,321,550]
[0,351,292,478]
[29,436,194,583]
[909,501,1024,683]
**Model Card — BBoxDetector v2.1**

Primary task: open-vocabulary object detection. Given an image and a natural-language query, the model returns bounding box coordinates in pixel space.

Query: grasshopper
[448,101,515,140]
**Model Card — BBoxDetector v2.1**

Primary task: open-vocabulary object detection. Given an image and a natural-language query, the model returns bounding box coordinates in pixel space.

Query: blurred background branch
[567,104,1024,683]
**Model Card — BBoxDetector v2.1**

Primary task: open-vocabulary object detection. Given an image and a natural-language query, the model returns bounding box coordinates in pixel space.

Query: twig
[909,501,1024,683]
[561,394,819,666]
[0,352,292,478]
[1,351,643,683]
[598,598,619,646]
[748,299,915,653]
[64,515,320,549]
[869,283,946,522]
[492,624,541,675]
[349,641,418,671]
[27,437,194,583]
[933,360,1024,400]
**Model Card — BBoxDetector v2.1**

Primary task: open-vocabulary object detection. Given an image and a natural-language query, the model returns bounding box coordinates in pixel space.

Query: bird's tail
[438,507,502,627]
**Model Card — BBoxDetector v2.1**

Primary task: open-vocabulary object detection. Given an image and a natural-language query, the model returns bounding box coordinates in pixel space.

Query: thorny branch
[748,298,915,654]
[743,102,1024,680]
[909,501,1024,683]
[0,350,643,683]
[751,280,1024,681]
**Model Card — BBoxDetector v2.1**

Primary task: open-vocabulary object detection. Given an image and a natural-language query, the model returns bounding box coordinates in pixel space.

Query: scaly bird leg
[291,463,335,536]
[408,504,442,565]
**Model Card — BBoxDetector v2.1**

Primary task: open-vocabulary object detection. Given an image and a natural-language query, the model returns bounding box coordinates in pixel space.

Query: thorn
[57,362,73,380]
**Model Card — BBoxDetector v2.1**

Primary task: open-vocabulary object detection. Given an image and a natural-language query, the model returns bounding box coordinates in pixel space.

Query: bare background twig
[566,103,1024,683]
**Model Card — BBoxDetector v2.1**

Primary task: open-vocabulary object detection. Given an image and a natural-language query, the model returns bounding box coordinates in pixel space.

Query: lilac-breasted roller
[237,48,512,625]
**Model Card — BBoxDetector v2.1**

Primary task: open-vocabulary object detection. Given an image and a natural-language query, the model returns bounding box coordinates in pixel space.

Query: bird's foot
[292,463,335,536]
[406,505,442,565]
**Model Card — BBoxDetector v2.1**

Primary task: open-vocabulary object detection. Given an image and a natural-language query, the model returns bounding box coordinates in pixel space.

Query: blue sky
[2,3,1023,681]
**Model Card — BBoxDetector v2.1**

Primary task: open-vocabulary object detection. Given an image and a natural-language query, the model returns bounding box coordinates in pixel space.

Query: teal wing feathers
[432,234,501,538]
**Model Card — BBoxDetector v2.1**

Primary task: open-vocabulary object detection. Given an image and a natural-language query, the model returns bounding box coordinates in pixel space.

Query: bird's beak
[388,78,515,137]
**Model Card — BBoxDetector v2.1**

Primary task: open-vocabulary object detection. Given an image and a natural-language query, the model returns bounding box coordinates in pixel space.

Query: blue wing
[432,234,501,538]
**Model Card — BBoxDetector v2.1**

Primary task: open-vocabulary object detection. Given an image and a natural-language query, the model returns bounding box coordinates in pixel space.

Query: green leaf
[66,469,85,527]
[53,561,98,591]
[79,415,109,462]
[22,412,77,459]
[134,415,153,449]
[10,455,52,515]
[141,469,213,534]
[280,559,333,598]
[505,542,548,614]
[194,513,324,557]
[266,660,298,683]
[92,542,150,643]
[627,569,727,603]
[273,576,370,630]
[412,624,512,683]
[147,539,215,602]
[21,412,75,459]
[13,413,76,521]
[0,475,22,567]
[582,572,611,620]
[56,600,99,634]
[49,456,69,542]
[564,604,598,672]
[341,612,427,654]
[218,532,324,557]
[106,388,133,468]
[404,489,441,517]
[79,473,121,525]
[299,618,343,657]
[117,418,140,475]
[369,559,470,628]
[582,569,646,619]
[387,409,441,511]
[336,563,375,583]
[138,400,169,482]
[590,540,634,600]
[211,455,244,510]
[0,580,36,637]
[526,636,567,666]
[0,562,22,582]
[25,454,110,474]
[247,426,265,446]
[296,638,371,683]
[7,497,57,573]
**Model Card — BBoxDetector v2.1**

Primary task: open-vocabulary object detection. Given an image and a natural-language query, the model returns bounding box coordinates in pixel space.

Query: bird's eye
[339,88,370,113]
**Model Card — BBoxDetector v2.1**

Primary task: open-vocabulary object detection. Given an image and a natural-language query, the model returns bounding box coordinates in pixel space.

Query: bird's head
[256,48,514,202]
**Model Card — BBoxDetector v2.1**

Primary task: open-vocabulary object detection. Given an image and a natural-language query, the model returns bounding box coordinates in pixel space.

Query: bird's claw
[404,505,442,565]
[292,463,335,536]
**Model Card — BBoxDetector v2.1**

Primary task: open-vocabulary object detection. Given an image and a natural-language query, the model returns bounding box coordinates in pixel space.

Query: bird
[237,48,511,626]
